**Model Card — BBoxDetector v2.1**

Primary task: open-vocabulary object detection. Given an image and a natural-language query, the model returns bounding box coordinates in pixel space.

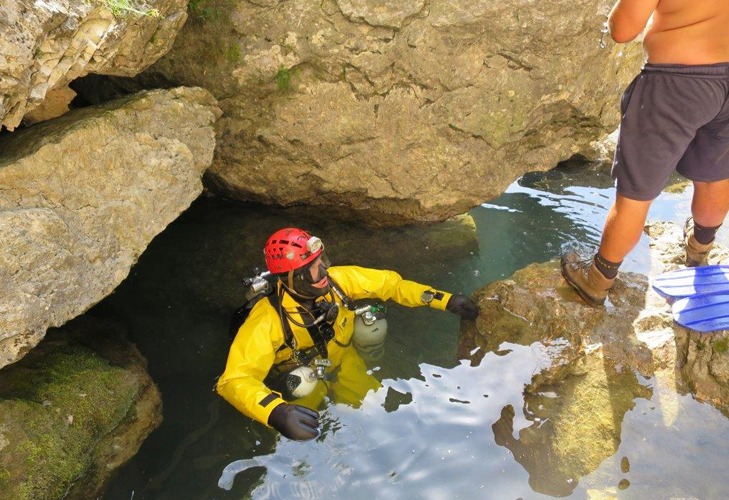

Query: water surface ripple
[98,163,729,499]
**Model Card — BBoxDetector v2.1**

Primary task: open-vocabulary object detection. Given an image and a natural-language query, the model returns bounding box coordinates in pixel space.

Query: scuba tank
[230,269,334,399]
[265,359,331,400]
[280,365,318,399]
[352,303,387,360]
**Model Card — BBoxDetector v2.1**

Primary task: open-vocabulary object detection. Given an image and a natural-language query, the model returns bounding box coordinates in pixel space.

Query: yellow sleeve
[215,300,286,426]
[328,266,453,311]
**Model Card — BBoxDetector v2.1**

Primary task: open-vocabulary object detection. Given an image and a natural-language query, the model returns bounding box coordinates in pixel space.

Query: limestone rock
[0,0,188,130]
[459,221,729,495]
[0,316,162,500]
[0,86,221,369]
[20,86,78,125]
[129,0,641,225]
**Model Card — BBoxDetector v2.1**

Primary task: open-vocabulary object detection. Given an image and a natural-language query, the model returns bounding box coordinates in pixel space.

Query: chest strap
[268,290,332,361]
[268,290,295,351]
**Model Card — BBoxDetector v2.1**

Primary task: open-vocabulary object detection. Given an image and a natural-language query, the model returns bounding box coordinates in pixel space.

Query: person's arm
[216,301,320,440]
[608,0,659,43]
[216,304,286,425]
[330,266,478,319]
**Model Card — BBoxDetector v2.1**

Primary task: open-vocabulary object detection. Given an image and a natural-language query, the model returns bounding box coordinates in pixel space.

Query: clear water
[96,161,729,499]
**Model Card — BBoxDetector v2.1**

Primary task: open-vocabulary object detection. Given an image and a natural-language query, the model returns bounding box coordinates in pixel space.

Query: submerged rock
[460,220,729,495]
[0,316,162,500]
[0,87,221,369]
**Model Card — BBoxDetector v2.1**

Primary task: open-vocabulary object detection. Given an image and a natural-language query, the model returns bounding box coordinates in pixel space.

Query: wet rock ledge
[459,220,729,496]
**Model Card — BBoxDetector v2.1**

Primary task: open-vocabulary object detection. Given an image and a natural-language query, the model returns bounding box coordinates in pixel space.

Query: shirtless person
[561,0,729,306]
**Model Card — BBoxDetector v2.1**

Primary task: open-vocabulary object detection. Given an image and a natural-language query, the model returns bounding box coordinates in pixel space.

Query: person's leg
[598,194,653,263]
[561,194,652,306]
[684,180,729,266]
[691,180,729,228]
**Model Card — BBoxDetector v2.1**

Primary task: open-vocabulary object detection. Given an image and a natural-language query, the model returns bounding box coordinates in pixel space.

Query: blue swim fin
[652,265,729,299]
[672,294,729,332]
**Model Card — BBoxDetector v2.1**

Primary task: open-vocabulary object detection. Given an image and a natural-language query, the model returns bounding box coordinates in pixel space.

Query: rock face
[0,0,188,130]
[128,0,642,225]
[0,316,162,500]
[459,222,729,496]
[0,87,221,369]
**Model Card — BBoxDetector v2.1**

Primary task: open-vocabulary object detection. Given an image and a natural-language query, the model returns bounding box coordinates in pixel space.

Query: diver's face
[308,256,329,290]
[289,252,332,299]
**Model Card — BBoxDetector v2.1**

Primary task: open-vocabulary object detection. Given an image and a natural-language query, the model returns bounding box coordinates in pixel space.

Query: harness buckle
[314,358,331,378]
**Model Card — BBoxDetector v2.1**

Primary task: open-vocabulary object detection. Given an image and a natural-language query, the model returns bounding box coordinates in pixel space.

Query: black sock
[693,221,722,245]
[594,252,622,279]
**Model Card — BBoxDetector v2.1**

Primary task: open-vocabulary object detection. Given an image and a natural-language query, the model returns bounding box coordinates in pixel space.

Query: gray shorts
[613,62,729,200]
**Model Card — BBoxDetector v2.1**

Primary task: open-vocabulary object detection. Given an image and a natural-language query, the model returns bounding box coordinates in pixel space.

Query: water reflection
[491,356,652,497]
[96,161,729,499]
[216,344,557,498]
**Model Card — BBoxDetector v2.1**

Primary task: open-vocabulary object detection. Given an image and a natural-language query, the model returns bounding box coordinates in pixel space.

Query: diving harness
[231,269,387,400]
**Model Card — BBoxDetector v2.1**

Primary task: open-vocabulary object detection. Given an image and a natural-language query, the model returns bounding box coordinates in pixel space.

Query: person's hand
[268,403,320,440]
[446,294,479,320]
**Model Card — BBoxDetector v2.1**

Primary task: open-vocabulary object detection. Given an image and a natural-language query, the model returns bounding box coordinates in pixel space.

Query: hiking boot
[684,217,713,267]
[560,252,616,306]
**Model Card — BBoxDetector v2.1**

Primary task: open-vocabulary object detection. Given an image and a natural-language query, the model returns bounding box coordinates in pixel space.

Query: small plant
[102,0,160,17]
[275,65,292,91]
[227,43,241,63]
[188,0,219,21]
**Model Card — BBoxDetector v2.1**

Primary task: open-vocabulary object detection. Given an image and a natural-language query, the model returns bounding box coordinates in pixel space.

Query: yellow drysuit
[216,265,452,427]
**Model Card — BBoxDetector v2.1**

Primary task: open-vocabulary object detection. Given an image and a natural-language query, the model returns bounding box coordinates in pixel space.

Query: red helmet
[264,228,324,274]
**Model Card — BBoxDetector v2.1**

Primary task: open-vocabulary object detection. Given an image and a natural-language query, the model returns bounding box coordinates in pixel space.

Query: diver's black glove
[268,403,320,441]
[446,294,479,320]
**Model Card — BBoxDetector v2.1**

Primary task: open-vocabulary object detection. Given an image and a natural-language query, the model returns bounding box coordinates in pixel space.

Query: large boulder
[0,86,221,369]
[0,0,188,130]
[126,0,642,225]
[0,316,162,499]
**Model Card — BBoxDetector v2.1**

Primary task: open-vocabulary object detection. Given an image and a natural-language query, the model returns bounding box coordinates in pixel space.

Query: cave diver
[215,227,479,441]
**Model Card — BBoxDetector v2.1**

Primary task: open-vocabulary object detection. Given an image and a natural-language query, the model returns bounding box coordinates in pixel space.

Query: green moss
[188,0,227,21]
[714,338,729,353]
[664,180,691,194]
[0,343,139,499]
[99,0,160,17]
[227,43,241,64]
[276,65,293,92]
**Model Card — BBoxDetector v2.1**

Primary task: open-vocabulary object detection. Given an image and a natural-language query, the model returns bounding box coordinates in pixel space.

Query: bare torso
[644,0,729,64]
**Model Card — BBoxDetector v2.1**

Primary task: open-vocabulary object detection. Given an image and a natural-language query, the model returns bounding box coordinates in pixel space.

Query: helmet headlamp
[306,236,323,255]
